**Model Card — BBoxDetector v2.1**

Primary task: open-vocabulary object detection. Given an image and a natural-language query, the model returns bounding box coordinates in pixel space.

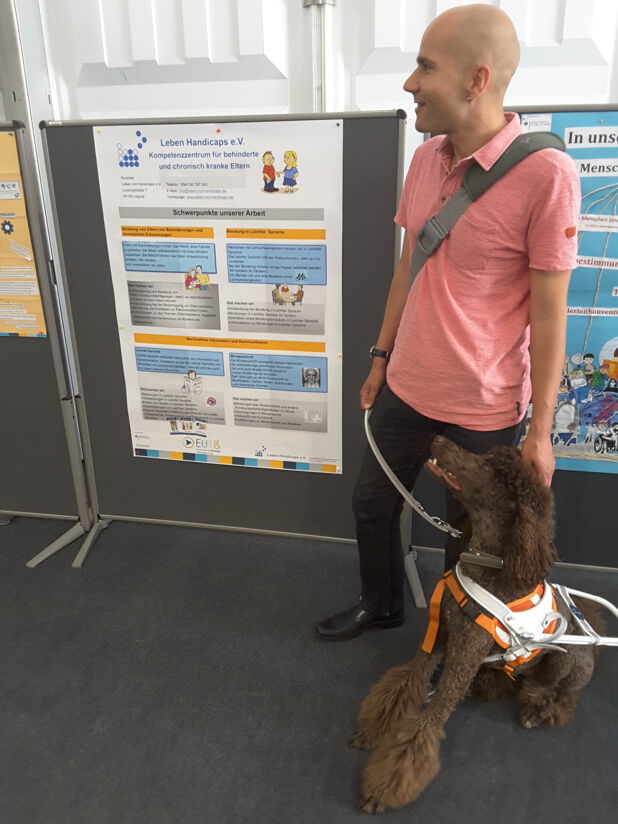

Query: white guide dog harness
[422,563,618,678]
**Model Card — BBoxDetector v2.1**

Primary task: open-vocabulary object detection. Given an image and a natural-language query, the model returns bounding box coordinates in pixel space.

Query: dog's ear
[487,448,556,586]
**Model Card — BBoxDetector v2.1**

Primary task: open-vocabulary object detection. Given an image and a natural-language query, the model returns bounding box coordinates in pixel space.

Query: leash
[364,409,462,538]
[365,409,506,566]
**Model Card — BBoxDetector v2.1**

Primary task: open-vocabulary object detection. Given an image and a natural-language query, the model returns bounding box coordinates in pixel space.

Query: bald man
[317,5,580,640]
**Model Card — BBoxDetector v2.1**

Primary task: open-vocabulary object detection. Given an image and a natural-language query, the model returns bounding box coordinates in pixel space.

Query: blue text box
[123,241,217,273]
[135,347,224,375]
[226,244,327,285]
[229,353,327,392]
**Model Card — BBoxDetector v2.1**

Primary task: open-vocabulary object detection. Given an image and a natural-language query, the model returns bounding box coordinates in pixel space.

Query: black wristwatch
[369,346,390,360]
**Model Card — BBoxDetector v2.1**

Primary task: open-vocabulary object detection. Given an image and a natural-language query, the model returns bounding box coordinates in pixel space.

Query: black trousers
[352,384,526,614]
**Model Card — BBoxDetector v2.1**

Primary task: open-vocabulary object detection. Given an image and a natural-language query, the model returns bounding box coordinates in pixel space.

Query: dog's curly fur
[353,436,603,814]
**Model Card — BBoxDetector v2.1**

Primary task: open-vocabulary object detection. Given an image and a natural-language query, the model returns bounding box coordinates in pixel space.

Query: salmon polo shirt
[388,113,580,431]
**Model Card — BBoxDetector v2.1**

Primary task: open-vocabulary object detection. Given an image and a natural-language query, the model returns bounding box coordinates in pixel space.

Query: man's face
[403,23,468,135]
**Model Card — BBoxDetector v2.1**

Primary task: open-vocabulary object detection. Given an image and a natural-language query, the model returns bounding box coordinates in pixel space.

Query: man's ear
[468,64,491,98]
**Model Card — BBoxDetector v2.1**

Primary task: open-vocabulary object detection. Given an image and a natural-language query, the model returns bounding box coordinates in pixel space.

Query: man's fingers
[359,385,377,409]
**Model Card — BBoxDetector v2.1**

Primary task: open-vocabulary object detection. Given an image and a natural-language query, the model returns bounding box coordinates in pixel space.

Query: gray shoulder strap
[409,131,566,283]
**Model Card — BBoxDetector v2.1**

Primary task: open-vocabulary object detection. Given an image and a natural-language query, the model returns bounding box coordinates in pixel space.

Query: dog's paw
[359,796,386,814]
[520,692,578,728]
[520,706,543,728]
[519,704,559,728]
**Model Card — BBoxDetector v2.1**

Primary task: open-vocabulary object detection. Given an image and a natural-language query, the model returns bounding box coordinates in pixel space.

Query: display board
[520,108,618,477]
[0,128,46,336]
[0,122,78,518]
[521,106,616,565]
[42,113,404,539]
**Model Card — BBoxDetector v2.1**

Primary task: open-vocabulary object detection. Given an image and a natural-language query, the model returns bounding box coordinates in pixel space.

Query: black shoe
[315,602,404,641]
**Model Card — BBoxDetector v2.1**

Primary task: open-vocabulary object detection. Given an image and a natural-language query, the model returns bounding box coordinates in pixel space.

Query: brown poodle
[352,435,602,814]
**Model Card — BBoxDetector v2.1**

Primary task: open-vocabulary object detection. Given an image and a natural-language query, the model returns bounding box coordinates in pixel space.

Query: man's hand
[520,431,555,487]
[360,361,387,410]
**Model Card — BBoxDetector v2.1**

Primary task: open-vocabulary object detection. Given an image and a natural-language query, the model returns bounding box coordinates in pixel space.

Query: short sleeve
[394,151,419,229]
[526,150,581,271]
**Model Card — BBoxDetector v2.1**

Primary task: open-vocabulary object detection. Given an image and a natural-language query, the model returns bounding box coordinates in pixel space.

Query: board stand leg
[26,521,86,568]
[400,504,427,608]
[71,519,110,568]
[26,518,111,569]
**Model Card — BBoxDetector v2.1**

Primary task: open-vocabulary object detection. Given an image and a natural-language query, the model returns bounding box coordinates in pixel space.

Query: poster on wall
[93,119,343,473]
[522,111,618,474]
[0,130,46,337]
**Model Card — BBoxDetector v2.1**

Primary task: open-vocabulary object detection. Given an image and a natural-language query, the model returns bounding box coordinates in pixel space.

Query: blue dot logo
[117,132,147,168]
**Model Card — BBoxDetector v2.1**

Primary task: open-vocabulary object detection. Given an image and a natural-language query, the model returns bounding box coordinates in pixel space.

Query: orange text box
[122,225,214,239]
[134,333,326,353]
[226,228,326,240]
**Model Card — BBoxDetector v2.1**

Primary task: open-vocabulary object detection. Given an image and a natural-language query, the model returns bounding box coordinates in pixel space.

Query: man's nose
[403,68,419,94]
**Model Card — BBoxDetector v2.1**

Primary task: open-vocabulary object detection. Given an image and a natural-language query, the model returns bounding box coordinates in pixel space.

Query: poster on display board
[521,111,618,475]
[0,130,46,337]
[93,119,343,473]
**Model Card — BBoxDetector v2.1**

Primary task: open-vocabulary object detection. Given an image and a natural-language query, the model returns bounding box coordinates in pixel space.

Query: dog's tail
[360,715,445,811]
[351,653,437,749]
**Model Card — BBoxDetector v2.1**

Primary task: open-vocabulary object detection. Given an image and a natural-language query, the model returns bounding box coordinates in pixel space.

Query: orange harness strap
[421,570,465,654]
[421,571,558,678]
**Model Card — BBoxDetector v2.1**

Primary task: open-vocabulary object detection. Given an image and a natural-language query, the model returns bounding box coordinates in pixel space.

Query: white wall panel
[202,0,239,63]
[97,0,132,68]
[343,0,618,167]
[151,0,185,65]
[524,0,566,47]
[7,0,618,137]
[39,0,311,118]
[128,0,157,64]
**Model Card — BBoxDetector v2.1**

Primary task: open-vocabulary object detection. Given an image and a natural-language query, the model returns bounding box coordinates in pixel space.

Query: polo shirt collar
[437,112,523,171]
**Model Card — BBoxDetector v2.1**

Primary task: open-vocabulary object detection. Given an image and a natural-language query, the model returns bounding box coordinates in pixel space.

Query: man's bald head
[425,4,520,99]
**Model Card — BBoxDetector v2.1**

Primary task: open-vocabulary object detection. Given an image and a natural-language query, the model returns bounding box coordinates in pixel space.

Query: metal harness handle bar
[454,562,618,663]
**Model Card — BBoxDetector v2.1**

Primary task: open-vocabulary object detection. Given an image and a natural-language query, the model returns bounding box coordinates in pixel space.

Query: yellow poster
[0,130,46,337]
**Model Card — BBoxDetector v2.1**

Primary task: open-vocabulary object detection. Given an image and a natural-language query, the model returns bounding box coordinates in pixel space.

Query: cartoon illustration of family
[184,265,210,290]
[271,282,304,305]
[261,150,299,193]
[552,347,618,456]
